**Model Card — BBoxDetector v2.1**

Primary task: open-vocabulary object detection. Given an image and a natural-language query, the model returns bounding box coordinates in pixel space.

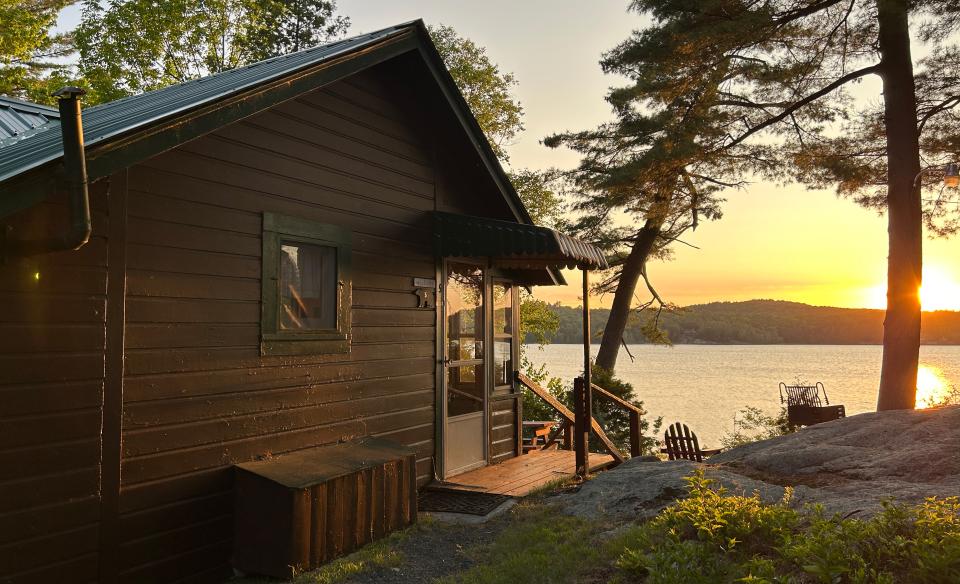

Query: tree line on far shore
[528,300,960,346]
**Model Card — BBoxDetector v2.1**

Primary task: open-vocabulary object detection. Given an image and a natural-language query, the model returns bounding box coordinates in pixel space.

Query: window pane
[493,283,512,335]
[447,364,484,417]
[493,340,512,387]
[279,242,337,330]
[446,264,483,361]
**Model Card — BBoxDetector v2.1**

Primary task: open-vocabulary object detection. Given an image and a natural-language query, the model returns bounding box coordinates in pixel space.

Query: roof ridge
[85,21,421,114]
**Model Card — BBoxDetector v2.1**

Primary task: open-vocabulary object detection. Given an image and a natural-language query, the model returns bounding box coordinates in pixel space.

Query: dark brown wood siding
[116,69,443,582]
[1,53,527,583]
[489,396,520,465]
[0,184,110,584]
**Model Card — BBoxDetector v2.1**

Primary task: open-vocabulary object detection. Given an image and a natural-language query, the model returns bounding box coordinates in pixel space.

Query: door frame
[440,259,490,478]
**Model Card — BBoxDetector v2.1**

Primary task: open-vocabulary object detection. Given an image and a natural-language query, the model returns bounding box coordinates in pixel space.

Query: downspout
[4,86,91,257]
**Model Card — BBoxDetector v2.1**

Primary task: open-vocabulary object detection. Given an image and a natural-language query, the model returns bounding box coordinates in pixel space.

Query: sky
[57,1,960,310]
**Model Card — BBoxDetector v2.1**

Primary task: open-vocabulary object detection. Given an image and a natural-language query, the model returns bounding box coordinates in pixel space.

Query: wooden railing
[591,382,643,458]
[515,371,626,465]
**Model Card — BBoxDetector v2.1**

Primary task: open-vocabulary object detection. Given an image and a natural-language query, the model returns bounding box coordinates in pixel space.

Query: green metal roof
[0,23,415,185]
[0,96,59,146]
[434,211,608,271]
[0,20,534,229]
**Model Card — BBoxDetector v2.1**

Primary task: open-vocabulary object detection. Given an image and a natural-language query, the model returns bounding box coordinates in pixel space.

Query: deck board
[437,450,615,497]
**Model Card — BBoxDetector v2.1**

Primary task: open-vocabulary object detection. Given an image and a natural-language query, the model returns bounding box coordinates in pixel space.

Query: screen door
[443,263,487,476]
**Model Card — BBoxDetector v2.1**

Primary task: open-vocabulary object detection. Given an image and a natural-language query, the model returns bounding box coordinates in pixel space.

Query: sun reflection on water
[916,365,956,408]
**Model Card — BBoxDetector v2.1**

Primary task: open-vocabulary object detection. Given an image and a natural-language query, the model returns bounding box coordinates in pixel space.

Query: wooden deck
[437,450,616,497]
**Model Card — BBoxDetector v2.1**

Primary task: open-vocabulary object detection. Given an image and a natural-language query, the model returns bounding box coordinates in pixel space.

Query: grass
[236,517,436,584]
[237,469,960,583]
[434,501,615,584]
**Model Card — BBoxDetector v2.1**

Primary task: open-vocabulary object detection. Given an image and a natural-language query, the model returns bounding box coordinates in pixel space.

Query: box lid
[235,437,416,489]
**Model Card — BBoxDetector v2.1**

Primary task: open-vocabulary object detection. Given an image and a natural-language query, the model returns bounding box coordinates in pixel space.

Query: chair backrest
[663,422,704,462]
[779,382,829,407]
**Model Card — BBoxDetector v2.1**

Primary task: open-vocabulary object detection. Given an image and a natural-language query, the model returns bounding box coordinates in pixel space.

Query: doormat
[418,487,512,516]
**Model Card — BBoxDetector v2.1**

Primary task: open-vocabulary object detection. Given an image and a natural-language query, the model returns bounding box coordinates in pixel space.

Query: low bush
[615,470,960,583]
[721,406,797,450]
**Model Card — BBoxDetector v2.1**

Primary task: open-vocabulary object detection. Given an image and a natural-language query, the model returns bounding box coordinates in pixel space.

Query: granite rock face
[558,405,960,520]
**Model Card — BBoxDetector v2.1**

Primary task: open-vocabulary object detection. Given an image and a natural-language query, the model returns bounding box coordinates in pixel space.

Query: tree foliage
[75,0,349,103]
[550,1,960,407]
[0,0,76,104]
[525,300,960,345]
[428,24,523,163]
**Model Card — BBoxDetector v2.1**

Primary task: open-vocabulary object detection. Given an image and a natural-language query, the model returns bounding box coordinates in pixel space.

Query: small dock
[437,450,616,497]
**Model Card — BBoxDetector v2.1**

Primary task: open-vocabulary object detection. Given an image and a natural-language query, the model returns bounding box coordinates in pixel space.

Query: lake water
[525,344,960,448]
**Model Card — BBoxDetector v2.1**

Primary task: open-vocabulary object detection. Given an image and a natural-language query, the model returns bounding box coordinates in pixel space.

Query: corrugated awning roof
[434,211,608,271]
[0,96,59,146]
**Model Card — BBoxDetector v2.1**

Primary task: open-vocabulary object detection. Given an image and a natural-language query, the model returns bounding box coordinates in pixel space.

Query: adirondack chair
[779,382,846,426]
[662,422,722,462]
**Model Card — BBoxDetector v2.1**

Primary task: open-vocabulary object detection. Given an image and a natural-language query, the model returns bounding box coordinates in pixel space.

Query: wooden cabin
[0,21,606,583]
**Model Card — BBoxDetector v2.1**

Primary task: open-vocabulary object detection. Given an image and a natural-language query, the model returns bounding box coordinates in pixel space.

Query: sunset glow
[916,365,955,408]
[863,266,960,311]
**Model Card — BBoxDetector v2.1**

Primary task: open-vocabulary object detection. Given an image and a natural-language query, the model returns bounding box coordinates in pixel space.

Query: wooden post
[575,268,592,476]
[574,377,587,475]
[629,411,641,458]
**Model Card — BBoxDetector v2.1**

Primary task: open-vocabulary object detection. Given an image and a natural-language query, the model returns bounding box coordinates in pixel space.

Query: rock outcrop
[559,405,960,520]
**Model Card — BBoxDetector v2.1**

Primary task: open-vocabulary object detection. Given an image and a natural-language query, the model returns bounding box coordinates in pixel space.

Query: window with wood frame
[492,281,514,391]
[260,213,351,356]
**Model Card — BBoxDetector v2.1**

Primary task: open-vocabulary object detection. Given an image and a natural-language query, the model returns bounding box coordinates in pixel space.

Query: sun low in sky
[865,266,960,312]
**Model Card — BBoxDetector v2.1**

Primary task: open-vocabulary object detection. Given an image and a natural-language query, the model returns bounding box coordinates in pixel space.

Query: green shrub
[615,470,960,583]
[721,406,797,450]
[591,366,662,456]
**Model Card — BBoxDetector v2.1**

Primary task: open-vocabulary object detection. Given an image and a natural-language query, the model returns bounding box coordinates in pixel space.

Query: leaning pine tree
[552,0,960,410]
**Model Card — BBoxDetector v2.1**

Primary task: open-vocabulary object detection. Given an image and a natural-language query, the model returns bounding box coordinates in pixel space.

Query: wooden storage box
[233,437,417,579]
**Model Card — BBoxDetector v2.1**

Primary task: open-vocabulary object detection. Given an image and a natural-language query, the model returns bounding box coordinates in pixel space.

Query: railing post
[574,376,590,476]
[629,410,641,458]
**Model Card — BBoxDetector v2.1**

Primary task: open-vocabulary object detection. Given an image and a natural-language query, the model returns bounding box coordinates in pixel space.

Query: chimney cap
[52,87,87,99]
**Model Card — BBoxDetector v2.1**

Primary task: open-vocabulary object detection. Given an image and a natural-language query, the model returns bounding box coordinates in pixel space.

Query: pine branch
[722,63,881,150]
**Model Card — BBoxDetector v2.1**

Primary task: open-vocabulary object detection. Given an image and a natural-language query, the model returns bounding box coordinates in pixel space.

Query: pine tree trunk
[876,0,922,410]
[595,218,664,372]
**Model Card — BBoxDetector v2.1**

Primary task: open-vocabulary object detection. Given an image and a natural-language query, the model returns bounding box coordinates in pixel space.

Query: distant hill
[532,300,960,345]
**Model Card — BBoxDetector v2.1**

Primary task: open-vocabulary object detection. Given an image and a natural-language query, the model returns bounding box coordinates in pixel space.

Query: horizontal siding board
[118,538,233,584]
[145,145,430,227]
[125,323,260,349]
[125,348,433,377]
[122,389,435,456]
[127,187,262,234]
[126,216,261,257]
[127,242,262,279]
[0,438,100,482]
[0,380,103,416]
[308,85,429,147]
[127,297,259,324]
[0,293,106,324]
[124,373,434,427]
[0,523,99,576]
[0,407,102,449]
[222,119,435,198]
[0,264,106,296]
[0,323,105,353]
[279,97,431,164]
[121,407,435,485]
[119,468,232,515]
[119,491,232,541]
[0,467,100,514]
[126,270,260,301]
[0,353,104,384]
[0,496,99,546]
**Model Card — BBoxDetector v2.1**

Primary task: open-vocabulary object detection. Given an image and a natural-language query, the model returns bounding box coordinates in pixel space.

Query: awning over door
[433,212,608,283]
